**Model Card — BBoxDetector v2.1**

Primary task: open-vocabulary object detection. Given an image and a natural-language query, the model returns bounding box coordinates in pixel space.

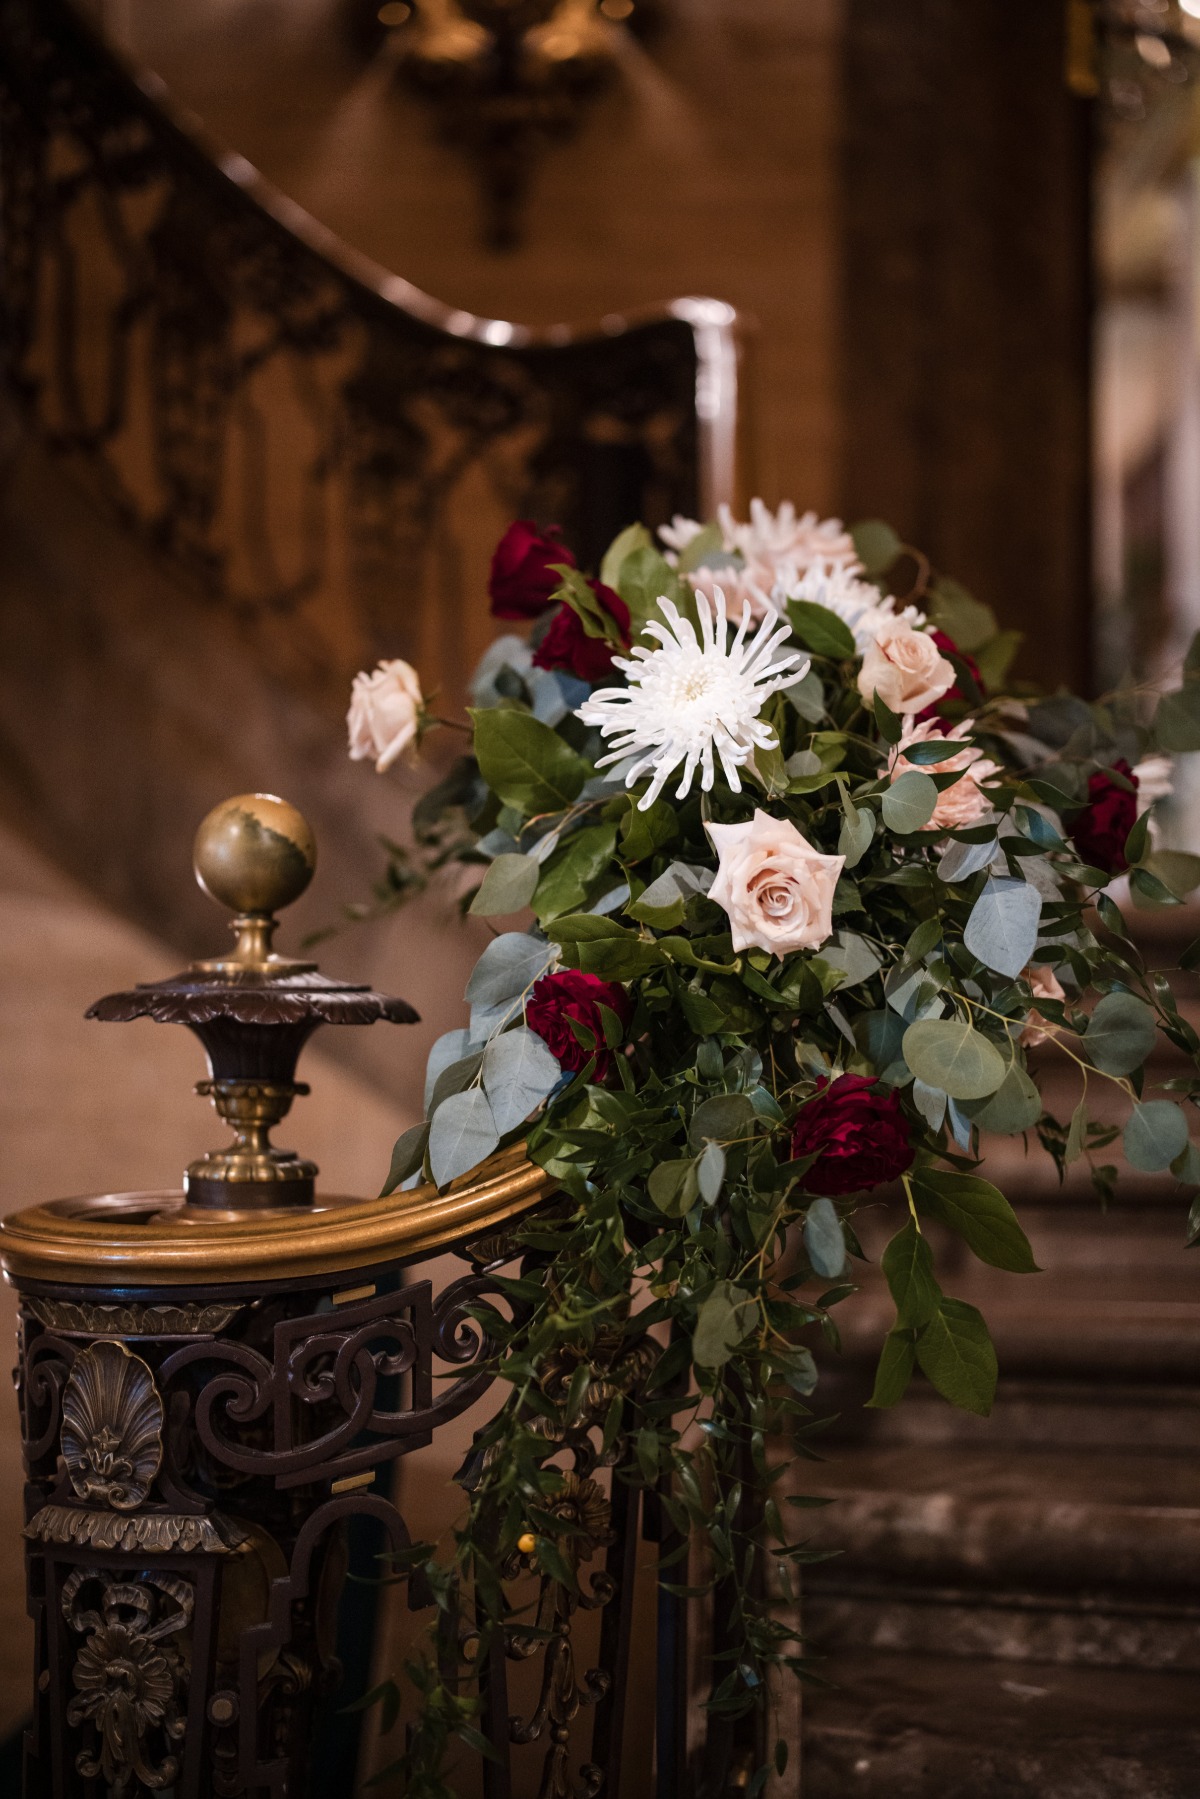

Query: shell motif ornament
[60,1341,164,1511]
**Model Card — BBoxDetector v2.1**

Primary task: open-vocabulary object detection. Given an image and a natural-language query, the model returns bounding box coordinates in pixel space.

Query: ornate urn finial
[193,792,318,973]
[86,793,417,1211]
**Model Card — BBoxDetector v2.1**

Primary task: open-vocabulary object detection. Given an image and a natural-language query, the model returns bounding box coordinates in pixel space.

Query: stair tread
[800,1441,1200,1509]
[802,1651,1200,1798]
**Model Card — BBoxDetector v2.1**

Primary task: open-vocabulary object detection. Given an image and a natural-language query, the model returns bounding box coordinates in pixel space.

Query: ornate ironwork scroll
[0,0,735,710]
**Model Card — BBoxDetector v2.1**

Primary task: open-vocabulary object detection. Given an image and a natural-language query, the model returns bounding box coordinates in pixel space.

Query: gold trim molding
[25,1298,241,1337]
[25,1505,247,1556]
[0,1146,556,1287]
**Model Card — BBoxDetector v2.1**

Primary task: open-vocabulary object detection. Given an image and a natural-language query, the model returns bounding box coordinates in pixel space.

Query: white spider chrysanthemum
[786,562,925,654]
[717,499,860,572]
[578,590,810,810]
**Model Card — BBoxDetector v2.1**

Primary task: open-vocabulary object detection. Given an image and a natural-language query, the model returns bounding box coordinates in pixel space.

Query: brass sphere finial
[193,795,317,971]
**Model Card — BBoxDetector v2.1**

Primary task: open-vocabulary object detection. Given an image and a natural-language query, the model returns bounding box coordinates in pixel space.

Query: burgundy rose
[789,1073,914,1197]
[533,581,631,684]
[527,970,632,1080]
[1070,759,1139,875]
[916,628,983,724]
[488,521,576,620]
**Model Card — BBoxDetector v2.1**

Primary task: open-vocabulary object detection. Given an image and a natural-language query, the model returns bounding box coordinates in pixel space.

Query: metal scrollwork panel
[63,1567,192,1797]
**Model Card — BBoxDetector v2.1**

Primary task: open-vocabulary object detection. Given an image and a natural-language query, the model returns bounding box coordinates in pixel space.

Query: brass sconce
[376,0,658,250]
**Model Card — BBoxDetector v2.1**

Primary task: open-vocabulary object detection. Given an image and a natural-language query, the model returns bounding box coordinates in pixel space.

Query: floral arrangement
[347,500,1200,1793]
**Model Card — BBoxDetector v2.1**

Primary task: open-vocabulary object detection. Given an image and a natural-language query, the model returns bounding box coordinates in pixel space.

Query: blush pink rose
[858,616,955,716]
[889,717,1000,832]
[706,809,844,955]
[347,658,424,772]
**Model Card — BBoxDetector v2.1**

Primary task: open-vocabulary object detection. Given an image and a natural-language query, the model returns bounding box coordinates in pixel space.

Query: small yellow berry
[517,1532,537,1555]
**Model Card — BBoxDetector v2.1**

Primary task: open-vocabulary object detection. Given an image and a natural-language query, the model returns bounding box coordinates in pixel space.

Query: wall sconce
[376,0,655,250]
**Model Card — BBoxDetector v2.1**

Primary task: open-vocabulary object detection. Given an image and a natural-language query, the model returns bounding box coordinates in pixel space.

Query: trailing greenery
[352,511,1200,1794]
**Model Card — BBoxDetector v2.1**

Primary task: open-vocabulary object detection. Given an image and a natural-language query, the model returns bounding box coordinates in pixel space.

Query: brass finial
[193,793,317,972]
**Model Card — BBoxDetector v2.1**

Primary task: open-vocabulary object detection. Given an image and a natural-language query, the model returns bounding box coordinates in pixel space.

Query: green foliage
[347,508,1200,1790]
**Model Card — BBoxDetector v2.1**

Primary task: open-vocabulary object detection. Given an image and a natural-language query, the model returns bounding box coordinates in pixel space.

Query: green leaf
[902,1018,1007,1100]
[803,1197,846,1279]
[693,1282,757,1369]
[866,1328,916,1408]
[533,824,618,921]
[973,628,1022,691]
[1124,809,1151,869]
[963,1060,1042,1135]
[881,1220,940,1327]
[481,1027,562,1134]
[915,1298,997,1415]
[882,771,938,834]
[786,599,856,660]
[648,1158,700,1216]
[613,545,691,634]
[821,929,882,990]
[469,853,540,917]
[380,1122,429,1196]
[471,709,591,816]
[676,521,727,573]
[873,691,903,745]
[619,798,679,863]
[1084,991,1157,1075]
[1141,850,1200,899]
[1065,1096,1087,1167]
[690,1092,757,1148]
[428,1087,500,1188]
[544,912,628,943]
[928,577,998,653]
[850,518,902,576]
[1153,681,1200,753]
[963,876,1042,980]
[1124,1100,1190,1172]
[838,803,876,870]
[600,521,653,590]
[697,1140,726,1202]
[912,1169,1039,1272]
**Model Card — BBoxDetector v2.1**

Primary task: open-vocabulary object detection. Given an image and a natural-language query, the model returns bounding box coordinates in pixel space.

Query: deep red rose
[532,581,631,684]
[1070,759,1139,875]
[488,521,576,620]
[789,1073,914,1197]
[916,628,984,724]
[527,970,632,1080]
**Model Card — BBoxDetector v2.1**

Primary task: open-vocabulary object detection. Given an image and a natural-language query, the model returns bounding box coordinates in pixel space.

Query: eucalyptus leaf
[965,1061,1042,1135]
[822,930,882,990]
[424,1028,472,1112]
[937,834,1000,884]
[1084,991,1157,1076]
[481,1027,562,1134]
[881,771,938,835]
[784,669,827,722]
[838,804,876,870]
[1141,850,1200,899]
[465,933,556,1008]
[698,1140,726,1202]
[1153,681,1200,753]
[803,1197,846,1280]
[963,876,1042,980]
[428,1087,500,1188]
[690,1092,757,1148]
[380,1122,429,1196]
[1124,1100,1190,1173]
[470,853,540,917]
[911,1078,948,1133]
[851,518,902,574]
[428,1049,486,1115]
[902,1018,1007,1100]
[693,1282,757,1369]
[648,1159,700,1217]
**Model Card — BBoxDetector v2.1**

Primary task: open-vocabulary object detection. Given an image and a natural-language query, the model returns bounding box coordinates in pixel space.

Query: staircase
[800,913,1200,1796]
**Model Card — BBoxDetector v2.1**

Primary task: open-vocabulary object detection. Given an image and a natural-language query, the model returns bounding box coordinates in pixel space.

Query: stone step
[798,1445,1200,1672]
[801,1651,1200,1797]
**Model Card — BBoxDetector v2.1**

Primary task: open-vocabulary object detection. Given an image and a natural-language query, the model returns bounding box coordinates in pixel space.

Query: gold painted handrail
[0,1145,556,1287]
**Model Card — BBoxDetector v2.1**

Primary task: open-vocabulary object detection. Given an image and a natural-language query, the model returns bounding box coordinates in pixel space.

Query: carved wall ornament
[60,1340,164,1511]
[63,1569,191,1796]
[25,1502,246,1556]
[26,1296,241,1337]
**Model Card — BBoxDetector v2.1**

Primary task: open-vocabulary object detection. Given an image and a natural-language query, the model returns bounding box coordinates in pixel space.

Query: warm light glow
[600,0,635,17]
[378,1,411,24]
[1182,0,1200,17]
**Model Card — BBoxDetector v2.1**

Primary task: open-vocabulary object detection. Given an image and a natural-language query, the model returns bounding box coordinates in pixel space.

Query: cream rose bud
[347,659,424,773]
[1020,963,1066,1047]
[858,616,955,715]
[889,717,1000,832]
[706,809,844,956]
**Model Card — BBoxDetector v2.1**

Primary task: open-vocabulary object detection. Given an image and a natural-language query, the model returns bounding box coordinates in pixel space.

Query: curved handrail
[42,0,742,516]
